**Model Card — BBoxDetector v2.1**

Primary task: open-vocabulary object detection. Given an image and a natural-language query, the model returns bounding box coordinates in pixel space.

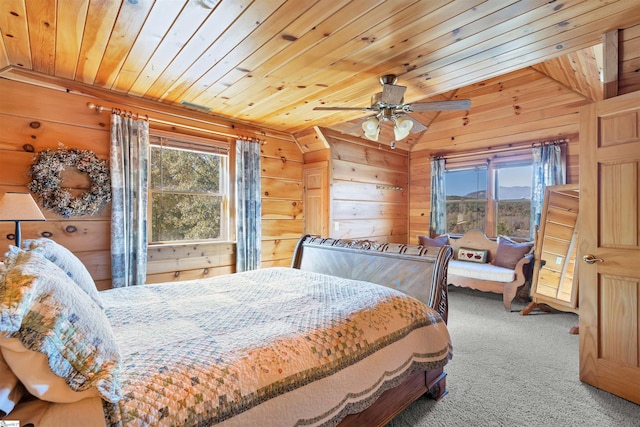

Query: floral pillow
[0,249,121,403]
[457,247,489,263]
[21,238,102,308]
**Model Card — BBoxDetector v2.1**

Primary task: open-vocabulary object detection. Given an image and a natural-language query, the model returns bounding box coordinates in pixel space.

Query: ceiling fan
[313,75,471,145]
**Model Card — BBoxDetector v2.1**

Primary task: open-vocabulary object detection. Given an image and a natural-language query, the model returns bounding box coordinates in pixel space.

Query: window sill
[148,240,235,249]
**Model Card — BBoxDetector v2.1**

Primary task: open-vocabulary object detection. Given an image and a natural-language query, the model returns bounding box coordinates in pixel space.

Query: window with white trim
[149,134,229,243]
[444,157,533,238]
[445,166,487,234]
[494,163,532,238]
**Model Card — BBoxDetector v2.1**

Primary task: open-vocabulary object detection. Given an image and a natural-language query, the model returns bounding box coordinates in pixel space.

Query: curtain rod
[434,138,568,161]
[86,102,266,144]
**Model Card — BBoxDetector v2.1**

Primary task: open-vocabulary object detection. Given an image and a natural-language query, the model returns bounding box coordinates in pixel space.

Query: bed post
[290,234,311,269]
[429,245,453,324]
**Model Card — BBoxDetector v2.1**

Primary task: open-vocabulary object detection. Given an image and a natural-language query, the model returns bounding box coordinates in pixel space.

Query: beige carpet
[388,287,640,427]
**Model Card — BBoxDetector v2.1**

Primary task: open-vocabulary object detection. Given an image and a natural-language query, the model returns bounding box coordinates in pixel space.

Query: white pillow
[0,249,122,403]
[21,238,102,308]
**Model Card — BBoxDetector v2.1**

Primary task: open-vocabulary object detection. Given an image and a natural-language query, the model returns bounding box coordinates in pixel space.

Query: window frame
[493,161,533,239]
[444,165,489,235]
[148,132,231,245]
[443,152,533,238]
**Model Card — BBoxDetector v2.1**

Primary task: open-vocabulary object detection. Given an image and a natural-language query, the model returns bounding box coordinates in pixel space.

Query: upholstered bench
[418,229,534,311]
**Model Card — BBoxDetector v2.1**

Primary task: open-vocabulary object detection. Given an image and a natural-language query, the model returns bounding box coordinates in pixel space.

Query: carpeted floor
[388,287,640,427]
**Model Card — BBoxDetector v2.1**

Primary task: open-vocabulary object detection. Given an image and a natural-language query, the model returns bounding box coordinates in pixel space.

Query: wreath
[28,148,111,218]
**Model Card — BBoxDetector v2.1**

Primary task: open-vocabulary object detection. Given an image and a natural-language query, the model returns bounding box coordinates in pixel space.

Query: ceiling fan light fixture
[393,115,413,140]
[362,117,380,141]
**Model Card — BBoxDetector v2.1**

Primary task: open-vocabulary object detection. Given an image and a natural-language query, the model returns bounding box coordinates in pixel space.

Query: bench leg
[503,285,519,311]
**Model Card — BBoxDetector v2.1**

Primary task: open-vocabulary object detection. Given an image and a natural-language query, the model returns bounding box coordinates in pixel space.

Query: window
[445,167,487,234]
[149,135,229,243]
[495,164,532,238]
[444,160,533,238]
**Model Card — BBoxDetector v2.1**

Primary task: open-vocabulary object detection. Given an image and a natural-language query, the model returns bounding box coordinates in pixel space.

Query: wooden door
[303,162,329,236]
[579,91,640,405]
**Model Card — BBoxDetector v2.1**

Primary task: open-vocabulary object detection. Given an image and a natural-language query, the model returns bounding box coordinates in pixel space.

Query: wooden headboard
[291,235,453,323]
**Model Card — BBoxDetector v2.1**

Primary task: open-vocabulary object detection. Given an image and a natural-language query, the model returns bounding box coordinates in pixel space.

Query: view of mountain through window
[444,164,532,238]
[445,167,487,234]
[495,165,532,238]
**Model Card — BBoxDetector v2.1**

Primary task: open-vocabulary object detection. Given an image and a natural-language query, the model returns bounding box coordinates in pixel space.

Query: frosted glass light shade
[393,116,414,140]
[362,117,380,141]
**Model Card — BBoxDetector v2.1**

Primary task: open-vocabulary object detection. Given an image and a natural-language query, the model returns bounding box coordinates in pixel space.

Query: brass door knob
[582,254,604,264]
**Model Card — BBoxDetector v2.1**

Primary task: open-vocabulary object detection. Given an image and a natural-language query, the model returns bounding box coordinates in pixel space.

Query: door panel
[303,162,328,236]
[579,91,640,405]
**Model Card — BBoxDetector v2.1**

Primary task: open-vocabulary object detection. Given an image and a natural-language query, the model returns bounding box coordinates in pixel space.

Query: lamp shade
[393,115,414,140]
[362,117,380,141]
[0,192,46,247]
[0,192,46,222]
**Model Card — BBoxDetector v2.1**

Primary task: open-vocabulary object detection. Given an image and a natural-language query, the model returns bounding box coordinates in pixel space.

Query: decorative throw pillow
[0,350,25,416]
[0,249,121,403]
[21,238,102,308]
[457,247,489,263]
[418,234,449,247]
[494,237,534,270]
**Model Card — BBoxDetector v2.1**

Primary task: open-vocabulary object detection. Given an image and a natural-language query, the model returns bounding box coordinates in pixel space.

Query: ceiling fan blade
[381,84,406,105]
[313,106,372,111]
[406,99,471,112]
[405,115,428,133]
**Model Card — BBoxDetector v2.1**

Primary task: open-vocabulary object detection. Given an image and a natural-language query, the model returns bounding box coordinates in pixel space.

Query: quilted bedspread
[100,267,451,426]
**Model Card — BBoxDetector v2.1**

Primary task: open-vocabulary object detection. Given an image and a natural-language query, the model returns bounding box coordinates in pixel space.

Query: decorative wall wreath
[28,148,111,218]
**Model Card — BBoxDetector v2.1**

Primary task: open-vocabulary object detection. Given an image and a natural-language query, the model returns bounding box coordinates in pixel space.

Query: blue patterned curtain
[235,139,261,272]
[110,113,149,287]
[530,143,566,236]
[429,158,446,236]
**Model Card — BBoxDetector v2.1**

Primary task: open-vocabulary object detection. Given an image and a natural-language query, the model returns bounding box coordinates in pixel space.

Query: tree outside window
[149,143,228,243]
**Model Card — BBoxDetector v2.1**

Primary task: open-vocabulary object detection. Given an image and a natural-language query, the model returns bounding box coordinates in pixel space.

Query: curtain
[429,158,446,236]
[235,139,262,272]
[110,113,149,287]
[530,143,566,236]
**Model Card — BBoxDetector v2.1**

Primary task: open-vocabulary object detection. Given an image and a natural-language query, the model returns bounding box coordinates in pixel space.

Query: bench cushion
[449,260,516,283]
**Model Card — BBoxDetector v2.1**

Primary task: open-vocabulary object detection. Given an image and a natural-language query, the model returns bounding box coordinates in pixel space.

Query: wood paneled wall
[408,67,587,245]
[0,78,302,289]
[620,23,640,96]
[317,128,408,243]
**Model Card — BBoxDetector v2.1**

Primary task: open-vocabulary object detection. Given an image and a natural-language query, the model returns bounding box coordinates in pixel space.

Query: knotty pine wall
[0,78,302,289]
[316,128,409,244]
[408,67,587,244]
[620,23,640,96]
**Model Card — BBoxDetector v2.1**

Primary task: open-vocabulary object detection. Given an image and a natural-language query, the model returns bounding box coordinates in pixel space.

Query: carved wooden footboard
[291,235,453,426]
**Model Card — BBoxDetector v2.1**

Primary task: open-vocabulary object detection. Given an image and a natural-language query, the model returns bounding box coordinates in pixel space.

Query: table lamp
[0,192,46,247]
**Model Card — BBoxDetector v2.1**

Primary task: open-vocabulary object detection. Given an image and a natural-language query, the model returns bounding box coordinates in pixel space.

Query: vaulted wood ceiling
[1,0,639,150]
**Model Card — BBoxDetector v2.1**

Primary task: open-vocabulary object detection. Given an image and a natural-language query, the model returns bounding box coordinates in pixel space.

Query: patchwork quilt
[99,267,452,426]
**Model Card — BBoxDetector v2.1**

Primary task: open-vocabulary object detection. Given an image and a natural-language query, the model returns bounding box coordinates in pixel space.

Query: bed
[0,235,453,426]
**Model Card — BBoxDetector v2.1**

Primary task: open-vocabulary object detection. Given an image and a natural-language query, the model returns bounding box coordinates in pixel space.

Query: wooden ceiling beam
[602,29,619,99]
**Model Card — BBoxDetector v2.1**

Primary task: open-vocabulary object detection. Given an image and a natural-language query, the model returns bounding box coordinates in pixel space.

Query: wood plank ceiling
[1,0,639,151]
